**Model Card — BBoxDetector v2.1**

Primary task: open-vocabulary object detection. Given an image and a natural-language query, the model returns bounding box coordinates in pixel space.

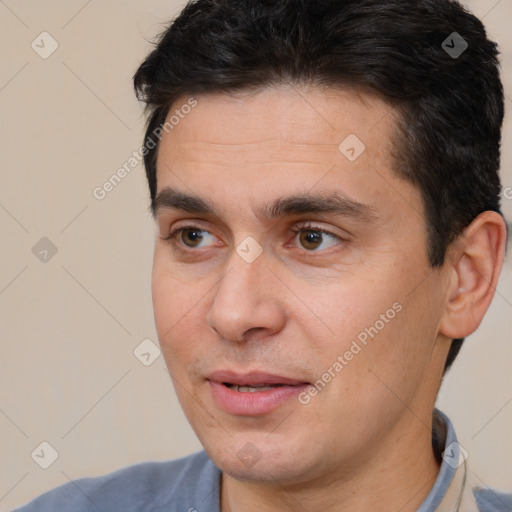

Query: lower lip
[209,380,309,415]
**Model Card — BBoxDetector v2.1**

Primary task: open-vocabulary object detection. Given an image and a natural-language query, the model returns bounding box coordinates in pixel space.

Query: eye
[165,226,218,248]
[291,224,343,251]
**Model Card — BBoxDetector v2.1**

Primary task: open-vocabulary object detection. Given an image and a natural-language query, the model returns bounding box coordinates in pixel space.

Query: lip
[207,370,311,416]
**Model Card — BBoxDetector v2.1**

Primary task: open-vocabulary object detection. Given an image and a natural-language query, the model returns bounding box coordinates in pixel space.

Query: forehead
[154,85,412,225]
[160,85,393,152]
[156,85,396,179]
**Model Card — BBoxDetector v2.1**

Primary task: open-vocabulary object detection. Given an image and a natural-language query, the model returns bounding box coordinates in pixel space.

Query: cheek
[302,277,396,348]
[151,252,202,358]
[307,261,434,379]
[326,280,442,411]
[152,264,178,337]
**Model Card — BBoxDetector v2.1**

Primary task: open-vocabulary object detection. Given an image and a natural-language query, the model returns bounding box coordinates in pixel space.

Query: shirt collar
[418,408,479,512]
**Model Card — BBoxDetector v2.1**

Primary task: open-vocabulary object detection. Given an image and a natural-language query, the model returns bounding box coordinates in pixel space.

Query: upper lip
[207,370,310,386]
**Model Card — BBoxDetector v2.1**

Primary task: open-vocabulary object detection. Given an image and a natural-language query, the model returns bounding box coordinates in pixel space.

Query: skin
[151,85,506,511]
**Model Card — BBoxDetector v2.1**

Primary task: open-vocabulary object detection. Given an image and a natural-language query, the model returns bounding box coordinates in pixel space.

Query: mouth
[222,383,287,392]
[207,370,311,415]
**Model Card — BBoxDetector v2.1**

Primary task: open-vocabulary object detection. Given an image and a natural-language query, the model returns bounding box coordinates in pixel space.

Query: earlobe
[440,211,507,339]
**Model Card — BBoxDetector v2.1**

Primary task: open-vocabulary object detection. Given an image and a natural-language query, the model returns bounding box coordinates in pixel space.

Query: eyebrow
[152,187,378,222]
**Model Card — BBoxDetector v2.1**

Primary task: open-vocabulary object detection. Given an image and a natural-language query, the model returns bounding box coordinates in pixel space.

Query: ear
[439,211,507,339]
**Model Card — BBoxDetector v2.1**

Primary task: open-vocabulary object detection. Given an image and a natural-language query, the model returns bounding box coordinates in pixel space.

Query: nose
[206,250,286,343]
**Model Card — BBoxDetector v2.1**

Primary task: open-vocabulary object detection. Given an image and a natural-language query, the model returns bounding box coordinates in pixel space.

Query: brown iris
[181,228,204,247]
[299,230,323,250]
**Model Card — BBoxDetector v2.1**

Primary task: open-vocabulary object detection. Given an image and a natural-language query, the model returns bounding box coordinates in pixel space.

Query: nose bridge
[206,248,284,342]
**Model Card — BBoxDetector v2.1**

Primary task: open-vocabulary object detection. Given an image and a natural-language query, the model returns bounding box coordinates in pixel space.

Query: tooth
[236,385,276,392]
[225,383,286,392]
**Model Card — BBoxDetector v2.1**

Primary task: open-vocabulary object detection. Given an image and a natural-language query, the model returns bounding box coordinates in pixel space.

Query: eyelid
[163,223,217,243]
[160,217,213,238]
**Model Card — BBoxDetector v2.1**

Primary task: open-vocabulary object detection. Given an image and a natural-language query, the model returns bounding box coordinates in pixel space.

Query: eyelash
[163,222,344,251]
[163,225,205,241]
[290,222,344,245]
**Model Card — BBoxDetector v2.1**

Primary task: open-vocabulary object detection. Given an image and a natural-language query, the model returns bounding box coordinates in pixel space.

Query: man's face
[152,86,451,483]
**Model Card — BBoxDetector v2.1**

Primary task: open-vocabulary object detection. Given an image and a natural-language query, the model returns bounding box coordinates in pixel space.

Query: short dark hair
[133,0,505,373]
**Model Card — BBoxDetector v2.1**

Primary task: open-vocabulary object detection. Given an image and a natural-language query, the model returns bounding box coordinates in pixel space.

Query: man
[14,0,511,510]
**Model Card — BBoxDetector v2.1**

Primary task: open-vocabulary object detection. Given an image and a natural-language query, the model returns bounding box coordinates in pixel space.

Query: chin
[202,434,314,483]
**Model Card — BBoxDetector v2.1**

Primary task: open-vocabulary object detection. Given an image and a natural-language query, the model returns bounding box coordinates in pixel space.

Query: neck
[220,412,441,512]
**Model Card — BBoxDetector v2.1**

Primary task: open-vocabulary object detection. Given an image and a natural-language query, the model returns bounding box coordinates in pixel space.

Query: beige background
[0,0,511,510]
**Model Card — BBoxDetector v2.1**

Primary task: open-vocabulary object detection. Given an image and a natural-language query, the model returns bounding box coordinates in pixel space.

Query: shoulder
[475,487,512,511]
[12,451,220,512]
